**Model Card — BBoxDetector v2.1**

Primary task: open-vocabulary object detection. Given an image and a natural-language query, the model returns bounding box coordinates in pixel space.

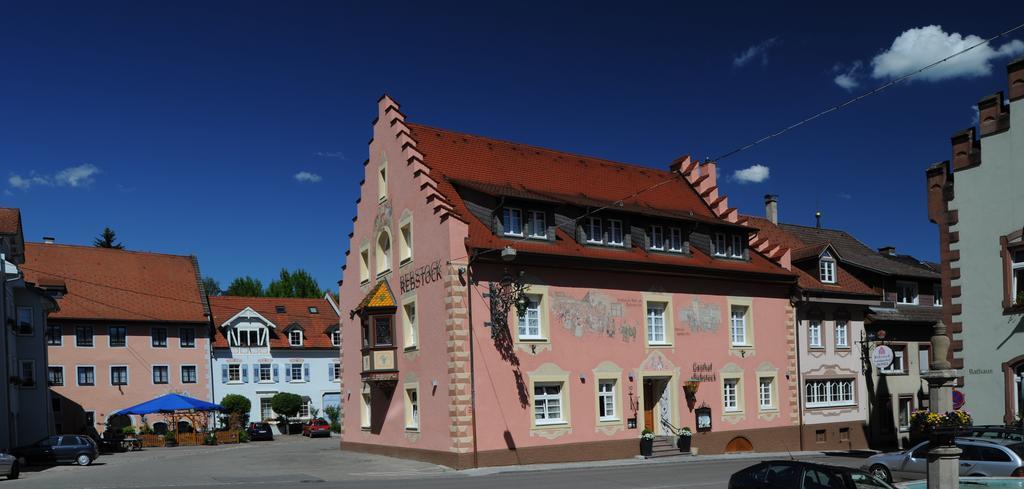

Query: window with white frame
[332,362,341,381]
[403,301,417,349]
[933,283,943,307]
[15,307,33,335]
[179,327,195,348]
[260,398,274,421]
[808,320,822,348]
[152,366,169,384]
[228,364,241,383]
[46,324,62,346]
[527,211,546,239]
[331,329,341,347]
[19,360,35,387]
[76,326,94,347]
[299,399,311,418]
[896,281,919,305]
[77,366,95,386]
[608,219,624,246]
[376,231,391,275]
[533,382,564,424]
[405,388,419,429]
[669,228,684,252]
[598,379,617,421]
[805,379,855,408]
[646,302,667,345]
[648,225,664,250]
[151,328,167,348]
[502,208,523,236]
[731,234,744,258]
[835,320,849,348]
[919,347,931,373]
[586,217,603,243]
[360,249,370,283]
[258,363,272,382]
[730,305,748,346]
[290,363,304,382]
[289,330,303,347]
[758,377,774,409]
[400,221,413,263]
[898,396,913,430]
[881,347,906,374]
[108,326,127,347]
[110,366,128,386]
[378,162,387,201]
[819,253,836,284]
[181,365,197,384]
[713,233,728,257]
[1014,250,1024,305]
[361,390,371,428]
[517,295,542,340]
[48,366,64,386]
[723,378,739,411]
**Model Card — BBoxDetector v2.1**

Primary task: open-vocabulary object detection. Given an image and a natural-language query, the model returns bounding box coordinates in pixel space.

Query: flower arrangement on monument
[909,409,972,432]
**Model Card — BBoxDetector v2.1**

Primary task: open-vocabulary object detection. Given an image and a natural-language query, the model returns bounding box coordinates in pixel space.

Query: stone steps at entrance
[646,436,691,459]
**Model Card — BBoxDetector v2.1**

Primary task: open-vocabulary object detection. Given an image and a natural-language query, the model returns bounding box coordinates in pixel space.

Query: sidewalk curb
[459,450,872,477]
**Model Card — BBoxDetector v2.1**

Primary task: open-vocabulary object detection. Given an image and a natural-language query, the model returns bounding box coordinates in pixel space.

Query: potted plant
[910,409,972,446]
[163,430,177,447]
[640,429,655,456]
[121,426,136,437]
[676,426,693,453]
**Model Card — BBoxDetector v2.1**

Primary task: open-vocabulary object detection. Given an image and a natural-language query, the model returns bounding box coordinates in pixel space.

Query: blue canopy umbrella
[111,393,224,416]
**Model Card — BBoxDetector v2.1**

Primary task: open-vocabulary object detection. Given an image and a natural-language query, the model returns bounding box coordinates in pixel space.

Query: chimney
[1009,57,1024,102]
[42,236,55,244]
[764,194,778,224]
[878,246,896,256]
[815,211,821,228]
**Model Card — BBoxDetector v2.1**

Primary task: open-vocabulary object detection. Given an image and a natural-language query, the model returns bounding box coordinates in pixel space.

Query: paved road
[4,435,877,489]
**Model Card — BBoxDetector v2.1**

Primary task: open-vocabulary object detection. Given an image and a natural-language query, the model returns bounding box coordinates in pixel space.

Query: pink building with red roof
[338,96,803,468]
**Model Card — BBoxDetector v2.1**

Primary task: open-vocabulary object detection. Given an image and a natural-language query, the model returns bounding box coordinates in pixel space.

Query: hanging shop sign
[870,345,895,370]
[400,259,443,294]
[695,405,712,433]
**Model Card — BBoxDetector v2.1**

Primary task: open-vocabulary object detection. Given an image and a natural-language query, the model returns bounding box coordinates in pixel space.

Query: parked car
[246,422,274,441]
[0,451,19,480]
[729,460,897,489]
[863,437,1024,482]
[302,418,331,438]
[966,425,1024,442]
[12,435,99,466]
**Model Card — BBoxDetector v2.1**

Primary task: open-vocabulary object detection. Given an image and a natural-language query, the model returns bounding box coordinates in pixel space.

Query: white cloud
[733,38,779,67]
[314,151,347,160]
[8,164,100,191]
[833,61,863,90]
[732,164,770,184]
[871,25,1024,82]
[294,171,322,183]
[54,164,99,187]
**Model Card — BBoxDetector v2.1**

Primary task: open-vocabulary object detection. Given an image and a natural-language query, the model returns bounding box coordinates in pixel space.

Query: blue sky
[3,1,1024,290]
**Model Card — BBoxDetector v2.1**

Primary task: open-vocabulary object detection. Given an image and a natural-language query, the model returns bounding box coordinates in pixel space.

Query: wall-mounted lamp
[431,379,438,388]
[501,245,517,262]
[628,371,635,382]
[579,373,587,383]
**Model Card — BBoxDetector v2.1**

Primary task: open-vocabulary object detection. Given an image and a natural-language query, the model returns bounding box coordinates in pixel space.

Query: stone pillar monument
[920,321,961,489]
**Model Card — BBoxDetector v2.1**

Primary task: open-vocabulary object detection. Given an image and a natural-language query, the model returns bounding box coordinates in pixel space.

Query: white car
[0,451,19,480]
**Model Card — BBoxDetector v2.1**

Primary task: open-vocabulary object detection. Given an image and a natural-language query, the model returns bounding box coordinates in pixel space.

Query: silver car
[0,451,19,480]
[863,437,1024,482]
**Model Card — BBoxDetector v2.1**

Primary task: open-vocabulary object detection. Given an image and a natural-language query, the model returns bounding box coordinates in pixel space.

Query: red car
[302,418,331,438]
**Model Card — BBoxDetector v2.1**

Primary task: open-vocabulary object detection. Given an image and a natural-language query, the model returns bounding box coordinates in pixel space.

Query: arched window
[376,230,391,275]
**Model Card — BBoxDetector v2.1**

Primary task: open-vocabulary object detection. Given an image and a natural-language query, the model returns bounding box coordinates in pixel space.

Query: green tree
[220,394,251,416]
[93,227,124,249]
[226,276,263,297]
[270,392,303,434]
[201,276,222,297]
[266,268,322,298]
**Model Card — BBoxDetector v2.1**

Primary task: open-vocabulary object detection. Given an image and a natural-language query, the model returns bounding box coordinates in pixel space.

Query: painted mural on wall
[679,297,722,334]
[373,200,392,232]
[551,291,641,342]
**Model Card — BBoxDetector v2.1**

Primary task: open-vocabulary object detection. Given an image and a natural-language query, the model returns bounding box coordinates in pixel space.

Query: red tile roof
[0,208,21,235]
[209,296,339,349]
[22,243,209,322]
[405,123,793,280]
[743,217,877,297]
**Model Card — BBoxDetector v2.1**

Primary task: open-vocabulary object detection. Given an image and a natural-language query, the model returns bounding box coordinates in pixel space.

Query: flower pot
[640,438,654,457]
[928,428,957,447]
[677,435,692,452]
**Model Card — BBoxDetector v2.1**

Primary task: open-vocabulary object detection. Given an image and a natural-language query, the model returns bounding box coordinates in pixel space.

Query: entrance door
[643,380,655,431]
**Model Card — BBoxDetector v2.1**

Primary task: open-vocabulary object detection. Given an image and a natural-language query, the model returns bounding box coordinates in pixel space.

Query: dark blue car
[13,435,99,466]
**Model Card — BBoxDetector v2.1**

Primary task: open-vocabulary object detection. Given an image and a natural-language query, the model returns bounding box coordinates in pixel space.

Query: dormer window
[819,253,836,284]
[502,208,523,237]
[713,233,727,257]
[730,235,745,259]
[608,219,624,246]
[331,329,341,347]
[896,281,919,305]
[289,330,303,347]
[668,228,684,253]
[228,325,269,348]
[586,217,603,244]
[527,211,547,239]
[649,226,664,251]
